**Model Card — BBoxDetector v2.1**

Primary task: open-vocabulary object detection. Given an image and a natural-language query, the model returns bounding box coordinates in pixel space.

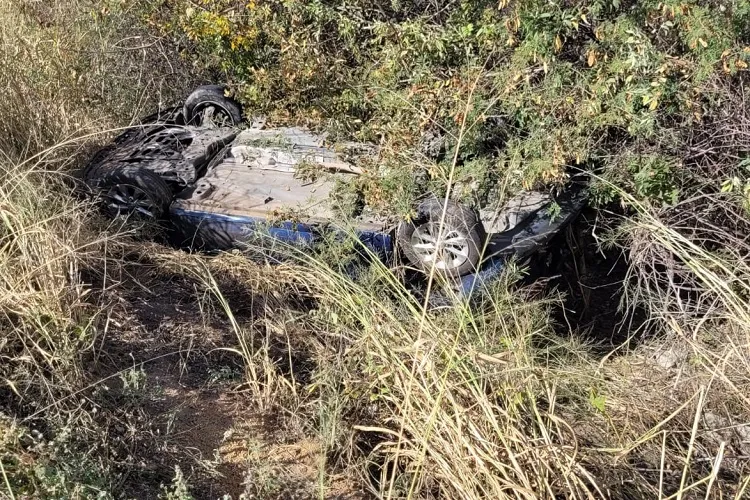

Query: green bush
[153,0,750,212]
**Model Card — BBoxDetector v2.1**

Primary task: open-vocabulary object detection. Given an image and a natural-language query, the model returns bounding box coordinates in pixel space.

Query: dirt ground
[78,211,642,499]
[84,263,368,499]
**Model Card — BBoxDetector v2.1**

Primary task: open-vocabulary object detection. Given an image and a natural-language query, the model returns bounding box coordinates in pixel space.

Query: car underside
[82,85,586,295]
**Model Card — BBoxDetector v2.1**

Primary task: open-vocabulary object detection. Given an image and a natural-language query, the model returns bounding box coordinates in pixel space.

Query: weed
[3,0,750,498]
[160,466,194,500]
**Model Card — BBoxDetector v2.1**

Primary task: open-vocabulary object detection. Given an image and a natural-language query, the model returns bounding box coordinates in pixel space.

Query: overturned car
[82,85,585,294]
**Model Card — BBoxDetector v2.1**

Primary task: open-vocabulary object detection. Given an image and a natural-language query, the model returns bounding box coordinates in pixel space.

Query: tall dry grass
[1,0,749,498]
[157,79,750,496]
[0,0,197,159]
[0,0,203,495]
[131,75,750,499]
[165,207,747,498]
[0,0,202,394]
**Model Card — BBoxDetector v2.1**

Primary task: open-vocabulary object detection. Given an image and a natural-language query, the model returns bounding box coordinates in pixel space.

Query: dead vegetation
[1,1,750,499]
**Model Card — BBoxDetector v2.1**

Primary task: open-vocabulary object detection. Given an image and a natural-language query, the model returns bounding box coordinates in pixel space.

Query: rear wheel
[183,85,243,128]
[396,197,485,278]
[87,166,172,221]
[81,108,184,182]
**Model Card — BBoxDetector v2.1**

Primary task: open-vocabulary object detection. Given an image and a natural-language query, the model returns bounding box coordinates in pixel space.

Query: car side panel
[169,207,393,258]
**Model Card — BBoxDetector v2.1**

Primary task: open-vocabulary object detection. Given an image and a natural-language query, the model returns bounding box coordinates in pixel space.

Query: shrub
[154,0,750,212]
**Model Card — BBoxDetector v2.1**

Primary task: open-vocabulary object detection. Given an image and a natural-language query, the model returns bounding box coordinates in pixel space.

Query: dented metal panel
[171,126,383,227]
[480,191,551,234]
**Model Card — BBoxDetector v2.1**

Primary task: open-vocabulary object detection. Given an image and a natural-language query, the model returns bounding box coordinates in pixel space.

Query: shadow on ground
[81,262,367,499]
[547,207,649,351]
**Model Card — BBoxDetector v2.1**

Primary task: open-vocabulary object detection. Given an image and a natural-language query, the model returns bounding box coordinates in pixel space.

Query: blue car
[83,86,586,295]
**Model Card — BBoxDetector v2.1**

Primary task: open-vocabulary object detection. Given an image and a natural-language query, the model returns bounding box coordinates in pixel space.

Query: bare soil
[83,262,368,499]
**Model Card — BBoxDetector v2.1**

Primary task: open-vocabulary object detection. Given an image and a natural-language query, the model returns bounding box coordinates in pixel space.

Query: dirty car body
[83,86,585,296]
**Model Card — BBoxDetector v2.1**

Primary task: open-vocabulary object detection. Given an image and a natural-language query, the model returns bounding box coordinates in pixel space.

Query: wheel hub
[105,184,158,219]
[410,222,470,270]
[195,103,232,128]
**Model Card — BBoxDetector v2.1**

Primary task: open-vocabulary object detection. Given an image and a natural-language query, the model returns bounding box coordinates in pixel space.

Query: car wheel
[396,197,485,278]
[183,85,243,128]
[81,143,117,182]
[88,166,172,220]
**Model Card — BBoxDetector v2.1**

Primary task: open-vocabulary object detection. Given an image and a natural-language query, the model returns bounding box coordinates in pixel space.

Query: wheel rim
[410,222,470,271]
[193,102,233,128]
[104,183,159,219]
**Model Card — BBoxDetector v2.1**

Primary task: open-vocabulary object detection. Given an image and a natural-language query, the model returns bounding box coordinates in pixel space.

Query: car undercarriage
[82,85,586,294]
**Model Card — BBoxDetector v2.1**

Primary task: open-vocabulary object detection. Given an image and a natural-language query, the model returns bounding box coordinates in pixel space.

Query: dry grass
[146,95,750,497]
[143,187,750,497]
[0,0,204,495]
[1,0,750,498]
[0,0,198,159]
[188,232,747,498]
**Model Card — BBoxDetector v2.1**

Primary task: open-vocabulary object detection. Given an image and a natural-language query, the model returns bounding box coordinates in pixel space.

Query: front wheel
[396,197,485,278]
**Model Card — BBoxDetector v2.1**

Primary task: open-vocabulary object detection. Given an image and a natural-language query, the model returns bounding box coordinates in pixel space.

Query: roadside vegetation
[156,0,750,213]
[1,0,749,499]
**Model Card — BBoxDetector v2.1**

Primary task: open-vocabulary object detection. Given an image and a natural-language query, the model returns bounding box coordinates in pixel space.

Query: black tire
[396,197,485,278]
[183,85,243,127]
[87,165,172,221]
[81,143,117,182]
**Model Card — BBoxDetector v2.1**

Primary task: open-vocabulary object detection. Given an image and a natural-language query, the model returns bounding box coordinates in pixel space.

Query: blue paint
[170,207,393,254]
[169,181,586,301]
[456,257,507,297]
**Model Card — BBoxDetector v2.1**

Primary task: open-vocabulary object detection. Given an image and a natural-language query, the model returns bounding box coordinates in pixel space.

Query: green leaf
[589,389,606,414]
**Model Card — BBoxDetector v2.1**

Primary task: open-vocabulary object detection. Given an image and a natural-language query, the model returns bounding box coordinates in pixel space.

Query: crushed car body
[82,85,586,296]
